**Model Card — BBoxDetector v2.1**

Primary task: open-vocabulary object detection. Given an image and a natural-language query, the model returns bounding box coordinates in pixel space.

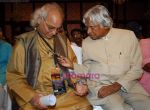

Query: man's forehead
[46,12,62,27]
[84,17,95,26]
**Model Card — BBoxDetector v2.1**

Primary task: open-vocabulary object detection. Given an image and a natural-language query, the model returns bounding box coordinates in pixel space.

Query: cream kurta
[7,31,92,110]
[74,28,148,105]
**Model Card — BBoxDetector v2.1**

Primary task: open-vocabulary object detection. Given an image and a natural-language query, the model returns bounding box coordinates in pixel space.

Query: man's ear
[37,17,43,25]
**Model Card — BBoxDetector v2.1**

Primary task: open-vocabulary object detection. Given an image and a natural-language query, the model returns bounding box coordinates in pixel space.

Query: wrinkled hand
[74,83,88,96]
[57,56,74,69]
[30,94,47,109]
[98,82,121,98]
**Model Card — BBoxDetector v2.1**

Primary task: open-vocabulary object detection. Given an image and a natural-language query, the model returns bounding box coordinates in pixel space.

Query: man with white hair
[6,3,92,110]
[58,5,150,110]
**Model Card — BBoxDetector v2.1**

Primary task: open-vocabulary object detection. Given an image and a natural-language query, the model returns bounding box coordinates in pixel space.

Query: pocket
[118,55,130,73]
[109,54,130,76]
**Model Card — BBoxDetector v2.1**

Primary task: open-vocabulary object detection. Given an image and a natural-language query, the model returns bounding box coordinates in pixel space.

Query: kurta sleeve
[74,40,91,74]
[7,40,36,106]
[67,39,80,83]
[117,31,143,92]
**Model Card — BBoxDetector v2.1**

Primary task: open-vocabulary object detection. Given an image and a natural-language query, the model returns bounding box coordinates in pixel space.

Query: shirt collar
[102,28,112,40]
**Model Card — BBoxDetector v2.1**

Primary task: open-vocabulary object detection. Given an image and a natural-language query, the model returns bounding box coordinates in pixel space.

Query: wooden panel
[35,3,45,9]
[82,2,99,15]
[12,3,33,21]
[126,2,145,20]
[67,3,80,20]
[5,4,12,21]
[117,5,126,20]
[4,25,12,43]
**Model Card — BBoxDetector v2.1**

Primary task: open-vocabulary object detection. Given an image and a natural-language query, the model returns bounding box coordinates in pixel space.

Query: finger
[57,58,66,64]
[59,56,66,61]
[38,100,48,109]
[98,93,104,98]
[57,57,63,62]
[74,91,82,96]
[38,102,48,109]
[98,90,104,98]
[76,88,87,94]
[75,87,88,95]
[74,91,85,96]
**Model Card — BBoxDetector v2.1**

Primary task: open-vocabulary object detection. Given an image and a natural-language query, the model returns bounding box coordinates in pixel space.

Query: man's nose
[87,28,91,35]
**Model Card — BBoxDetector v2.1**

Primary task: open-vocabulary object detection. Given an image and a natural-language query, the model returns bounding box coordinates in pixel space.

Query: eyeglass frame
[43,17,63,33]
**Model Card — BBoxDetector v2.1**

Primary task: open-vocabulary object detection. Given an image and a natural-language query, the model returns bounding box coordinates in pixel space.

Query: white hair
[83,5,113,28]
[30,3,64,28]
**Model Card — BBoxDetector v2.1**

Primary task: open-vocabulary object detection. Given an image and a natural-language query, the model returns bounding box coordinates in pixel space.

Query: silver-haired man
[59,5,150,110]
[7,3,92,110]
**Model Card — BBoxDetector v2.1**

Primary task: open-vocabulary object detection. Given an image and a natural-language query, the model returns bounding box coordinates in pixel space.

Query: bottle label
[51,68,66,95]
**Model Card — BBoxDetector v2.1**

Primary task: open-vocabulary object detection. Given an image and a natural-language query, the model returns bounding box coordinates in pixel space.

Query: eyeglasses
[43,18,63,33]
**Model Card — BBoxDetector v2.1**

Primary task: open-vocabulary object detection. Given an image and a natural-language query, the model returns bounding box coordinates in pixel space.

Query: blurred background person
[140,36,150,94]
[71,28,83,47]
[126,21,150,94]
[70,28,83,64]
[126,21,143,40]
[0,27,12,110]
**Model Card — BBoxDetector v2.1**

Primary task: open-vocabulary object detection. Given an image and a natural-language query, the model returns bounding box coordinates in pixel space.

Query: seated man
[59,5,150,110]
[6,3,92,110]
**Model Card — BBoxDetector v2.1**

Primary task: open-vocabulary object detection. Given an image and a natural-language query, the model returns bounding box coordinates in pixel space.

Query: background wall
[0,0,149,44]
